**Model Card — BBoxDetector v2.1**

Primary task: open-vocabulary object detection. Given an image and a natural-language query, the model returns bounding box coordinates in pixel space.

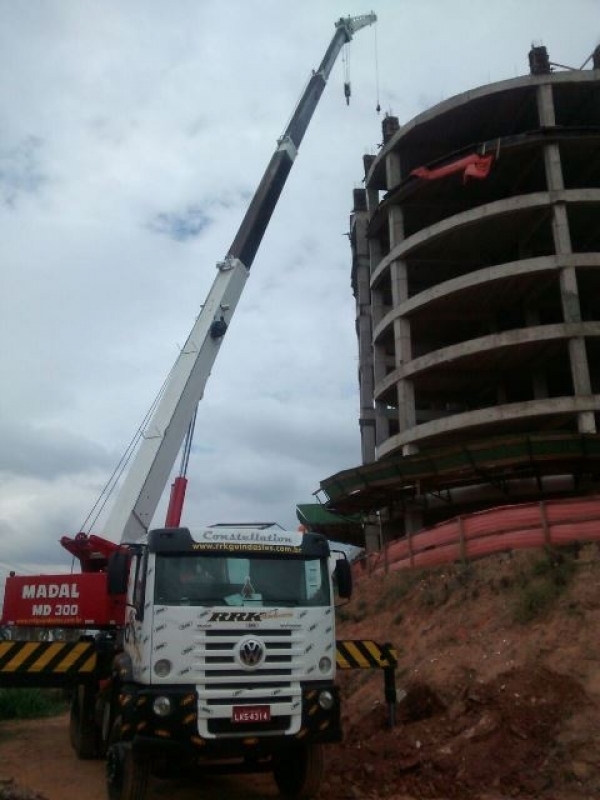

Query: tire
[106,741,149,800]
[69,685,99,759]
[272,743,324,799]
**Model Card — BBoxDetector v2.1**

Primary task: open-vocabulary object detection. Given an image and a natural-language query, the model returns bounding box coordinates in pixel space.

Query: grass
[340,545,582,628]
[0,688,68,720]
[513,548,578,624]
[374,571,422,611]
[347,597,370,623]
[337,595,371,623]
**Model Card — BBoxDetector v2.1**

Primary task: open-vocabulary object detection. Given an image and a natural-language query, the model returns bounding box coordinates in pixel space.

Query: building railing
[355,495,600,576]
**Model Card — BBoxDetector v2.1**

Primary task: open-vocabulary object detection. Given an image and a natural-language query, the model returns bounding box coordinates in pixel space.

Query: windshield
[154,554,331,608]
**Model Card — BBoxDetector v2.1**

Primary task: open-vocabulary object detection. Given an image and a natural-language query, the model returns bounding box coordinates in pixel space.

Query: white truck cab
[105,525,352,799]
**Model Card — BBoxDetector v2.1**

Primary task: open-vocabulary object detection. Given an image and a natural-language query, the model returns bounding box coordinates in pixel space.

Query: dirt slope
[329,543,600,799]
[1,544,599,800]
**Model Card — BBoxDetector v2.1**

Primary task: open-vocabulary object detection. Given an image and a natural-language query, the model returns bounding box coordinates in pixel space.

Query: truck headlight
[153,696,172,717]
[154,659,172,678]
[318,690,334,710]
[318,656,332,673]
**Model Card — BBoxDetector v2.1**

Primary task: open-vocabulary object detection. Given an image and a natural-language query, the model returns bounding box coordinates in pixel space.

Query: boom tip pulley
[336,12,377,41]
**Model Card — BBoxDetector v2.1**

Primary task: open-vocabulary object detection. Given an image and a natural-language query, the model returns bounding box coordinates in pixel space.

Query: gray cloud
[149,207,212,241]
[0,422,113,480]
[0,136,46,207]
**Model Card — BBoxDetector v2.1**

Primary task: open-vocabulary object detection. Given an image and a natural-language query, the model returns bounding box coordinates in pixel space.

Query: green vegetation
[374,570,422,611]
[0,688,68,720]
[513,548,578,624]
[337,595,371,623]
[336,607,352,623]
[349,597,369,622]
[339,544,582,628]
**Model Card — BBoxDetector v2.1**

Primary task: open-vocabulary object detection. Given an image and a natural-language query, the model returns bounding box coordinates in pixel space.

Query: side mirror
[334,558,353,600]
[107,550,129,595]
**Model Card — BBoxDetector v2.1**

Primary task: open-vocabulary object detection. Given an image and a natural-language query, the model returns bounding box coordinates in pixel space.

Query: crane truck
[0,13,376,800]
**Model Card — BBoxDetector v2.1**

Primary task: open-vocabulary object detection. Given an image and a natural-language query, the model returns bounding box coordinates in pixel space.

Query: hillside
[327,543,600,800]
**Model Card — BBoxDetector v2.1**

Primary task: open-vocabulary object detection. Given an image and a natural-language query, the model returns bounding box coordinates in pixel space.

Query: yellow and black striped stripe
[0,641,97,686]
[0,639,395,684]
[336,639,397,670]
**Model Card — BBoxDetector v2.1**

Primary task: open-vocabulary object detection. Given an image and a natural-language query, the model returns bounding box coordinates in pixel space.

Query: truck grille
[194,627,303,736]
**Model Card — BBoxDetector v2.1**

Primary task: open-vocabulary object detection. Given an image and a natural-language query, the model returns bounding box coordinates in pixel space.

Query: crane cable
[78,369,172,534]
[179,405,197,478]
[374,20,381,113]
[343,21,380,112]
[342,40,351,104]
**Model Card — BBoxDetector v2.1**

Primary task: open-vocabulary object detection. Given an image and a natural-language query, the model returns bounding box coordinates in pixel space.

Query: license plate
[232,705,271,723]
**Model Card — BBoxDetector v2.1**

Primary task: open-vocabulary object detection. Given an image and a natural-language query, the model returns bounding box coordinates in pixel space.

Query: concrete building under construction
[319,47,600,552]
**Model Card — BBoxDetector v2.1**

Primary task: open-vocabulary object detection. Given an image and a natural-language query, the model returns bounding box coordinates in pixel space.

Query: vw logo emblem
[237,637,265,668]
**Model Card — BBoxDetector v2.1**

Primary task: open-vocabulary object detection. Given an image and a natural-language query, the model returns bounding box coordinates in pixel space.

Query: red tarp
[411,153,494,183]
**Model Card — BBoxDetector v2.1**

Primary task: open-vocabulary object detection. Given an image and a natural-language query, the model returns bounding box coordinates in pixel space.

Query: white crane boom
[101,14,377,544]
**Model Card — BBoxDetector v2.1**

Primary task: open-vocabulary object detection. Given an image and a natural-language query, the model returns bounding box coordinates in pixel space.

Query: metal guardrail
[0,640,97,687]
[336,639,398,726]
[336,639,396,669]
[0,637,400,727]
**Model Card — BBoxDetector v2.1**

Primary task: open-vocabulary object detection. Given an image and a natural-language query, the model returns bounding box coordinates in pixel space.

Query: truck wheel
[272,743,324,799]
[69,685,99,759]
[106,741,149,800]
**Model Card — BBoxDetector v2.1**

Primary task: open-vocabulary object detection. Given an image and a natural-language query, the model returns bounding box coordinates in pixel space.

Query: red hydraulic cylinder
[165,476,188,527]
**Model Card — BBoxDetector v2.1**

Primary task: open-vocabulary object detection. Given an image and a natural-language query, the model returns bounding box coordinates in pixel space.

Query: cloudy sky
[1,0,598,583]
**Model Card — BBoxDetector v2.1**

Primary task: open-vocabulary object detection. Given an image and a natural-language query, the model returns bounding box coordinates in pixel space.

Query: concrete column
[363,520,381,553]
[390,262,417,444]
[388,206,404,251]
[359,419,376,465]
[390,269,410,364]
[357,285,376,461]
[358,164,384,462]
[404,506,424,535]
[537,83,596,433]
[372,295,390,447]
[366,187,379,224]
[386,152,404,250]
[537,83,555,127]
[381,115,400,147]
[388,204,417,451]
[367,210,390,446]
[386,150,403,193]
[353,196,376,465]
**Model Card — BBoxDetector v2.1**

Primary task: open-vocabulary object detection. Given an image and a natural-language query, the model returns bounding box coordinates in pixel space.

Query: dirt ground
[0,713,282,800]
[2,545,600,800]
